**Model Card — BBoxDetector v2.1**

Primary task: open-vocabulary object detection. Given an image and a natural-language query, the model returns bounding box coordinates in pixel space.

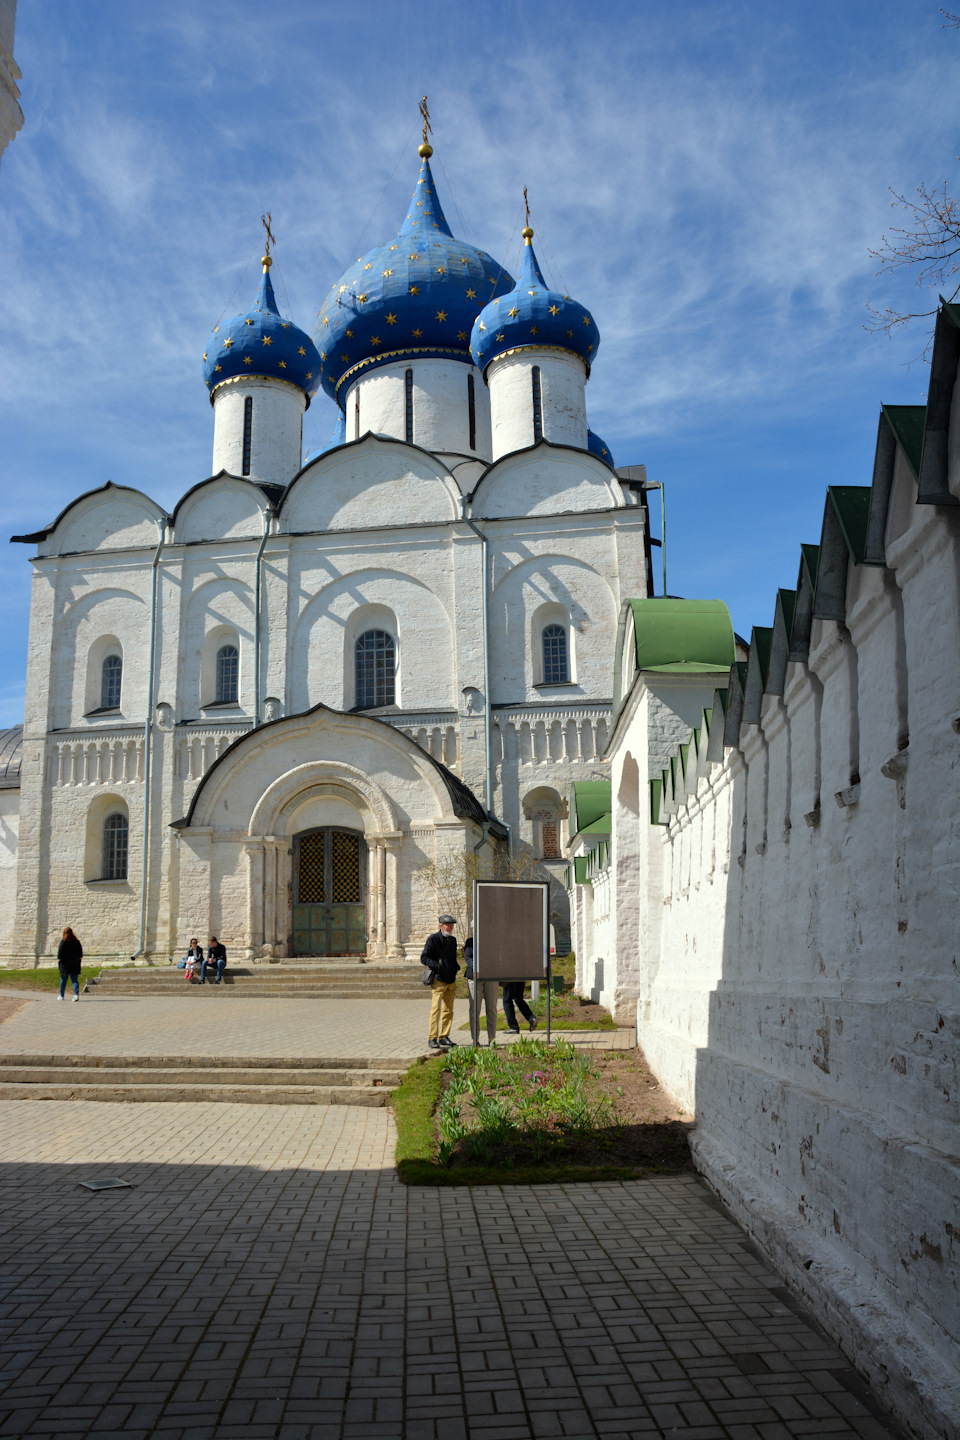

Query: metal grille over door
[292,828,366,956]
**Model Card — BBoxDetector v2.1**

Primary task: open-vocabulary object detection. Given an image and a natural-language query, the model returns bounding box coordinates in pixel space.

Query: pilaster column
[383,834,403,959]
[244,839,264,958]
[262,839,277,956]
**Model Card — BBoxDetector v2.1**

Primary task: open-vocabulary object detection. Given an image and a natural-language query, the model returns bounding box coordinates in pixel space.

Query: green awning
[626,598,736,673]
[569,780,612,835]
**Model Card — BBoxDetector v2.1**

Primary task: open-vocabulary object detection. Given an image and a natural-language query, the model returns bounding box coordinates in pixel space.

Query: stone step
[0,1066,406,1087]
[0,1053,413,1070]
[91,968,423,998]
[0,1082,393,1106]
[92,987,420,999]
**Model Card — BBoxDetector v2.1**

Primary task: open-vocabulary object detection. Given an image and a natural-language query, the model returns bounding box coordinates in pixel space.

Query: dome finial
[260,211,275,271]
[418,95,434,158]
[522,186,533,244]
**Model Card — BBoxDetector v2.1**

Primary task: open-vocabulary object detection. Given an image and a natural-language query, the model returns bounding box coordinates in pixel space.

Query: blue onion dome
[313,145,515,408]
[470,224,599,375]
[587,428,615,467]
[203,258,322,404]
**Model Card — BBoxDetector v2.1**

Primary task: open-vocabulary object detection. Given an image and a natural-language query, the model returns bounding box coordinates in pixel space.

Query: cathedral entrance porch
[291,827,367,956]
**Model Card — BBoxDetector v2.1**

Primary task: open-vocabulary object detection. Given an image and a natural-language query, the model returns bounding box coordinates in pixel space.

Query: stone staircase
[0,1053,411,1105]
[90,961,422,1000]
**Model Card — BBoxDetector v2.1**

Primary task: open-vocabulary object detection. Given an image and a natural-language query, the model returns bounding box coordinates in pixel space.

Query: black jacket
[420,931,460,984]
[463,937,474,980]
[57,938,83,974]
[207,944,227,965]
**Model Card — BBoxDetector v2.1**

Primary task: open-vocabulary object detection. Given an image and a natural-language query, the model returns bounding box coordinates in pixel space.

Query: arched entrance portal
[292,827,367,956]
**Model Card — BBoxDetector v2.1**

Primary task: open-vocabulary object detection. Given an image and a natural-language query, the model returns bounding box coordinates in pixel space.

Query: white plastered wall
[342,358,491,460]
[486,350,587,460]
[212,377,306,487]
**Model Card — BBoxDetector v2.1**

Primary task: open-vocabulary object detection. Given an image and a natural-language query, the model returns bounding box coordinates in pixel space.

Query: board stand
[547,957,552,1044]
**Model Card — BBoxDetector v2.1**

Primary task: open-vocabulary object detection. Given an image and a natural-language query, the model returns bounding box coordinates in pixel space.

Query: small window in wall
[354,389,360,440]
[100,654,122,710]
[467,373,476,451]
[404,368,414,444]
[355,630,396,709]
[102,813,129,880]
[532,365,543,443]
[542,624,569,684]
[216,644,239,704]
[242,396,253,476]
[533,807,561,860]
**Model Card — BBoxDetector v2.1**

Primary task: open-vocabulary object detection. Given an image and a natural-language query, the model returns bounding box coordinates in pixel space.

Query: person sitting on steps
[421,913,460,1050]
[200,937,227,985]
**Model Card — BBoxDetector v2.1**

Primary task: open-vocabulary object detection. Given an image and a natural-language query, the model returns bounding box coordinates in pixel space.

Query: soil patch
[0,995,32,1025]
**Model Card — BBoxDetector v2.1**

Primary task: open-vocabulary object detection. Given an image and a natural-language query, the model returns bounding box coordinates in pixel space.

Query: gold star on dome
[279,360,287,368]
[531,325,539,334]
[357,294,367,304]
[390,245,399,250]
[436,266,446,275]
[320,349,327,359]
[202,351,207,361]
[339,285,347,294]
[213,325,220,333]
[214,363,222,372]
[244,318,253,326]
[457,329,467,340]
[528,290,537,296]
[436,310,447,321]
[386,313,397,325]
[306,371,312,379]
[364,263,372,270]
[587,343,593,352]
[478,321,486,332]
[466,288,477,300]
[409,253,420,261]
[298,346,306,355]
[382,269,394,277]
[508,307,519,318]
[412,328,423,338]
[583,316,590,324]
[346,329,354,338]
[371,336,381,346]
[565,329,573,338]
[416,200,423,207]
[601,446,608,456]
[410,219,418,225]
[223,337,234,348]
[459,258,469,265]
[244,356,252,366]
[409,284,420,295]
[341,352,350,361]
[323,318,329,327]
[548,305,559,316]
[262,335,272,346]
[496,332,504,341]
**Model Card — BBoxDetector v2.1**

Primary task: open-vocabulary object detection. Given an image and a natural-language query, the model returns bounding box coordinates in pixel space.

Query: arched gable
[173,474,273,544]
[53,587,148,728]
[175,703,486,835]
[490,553,617,696]
[20,483,166,557]
[280,434,461,533]
[470,441,625,519]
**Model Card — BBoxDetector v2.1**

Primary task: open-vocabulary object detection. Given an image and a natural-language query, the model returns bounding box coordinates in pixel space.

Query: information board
[473,881,548,981]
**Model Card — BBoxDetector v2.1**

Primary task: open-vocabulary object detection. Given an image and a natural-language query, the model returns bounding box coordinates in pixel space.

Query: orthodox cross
[260,212,276,259]
[523,187,530,227]
[419,95,432,146]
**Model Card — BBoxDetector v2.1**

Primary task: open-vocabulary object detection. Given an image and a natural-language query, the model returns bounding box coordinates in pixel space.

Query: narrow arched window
[532,365,543,443]
[354,389,360,440]
[355,630,395,709]
[405,369,414,444]
[216,644,239,704]
[100,654,122,710]
[542,624,568,684]
[467,373,476,451]
[102,813,129,881]
[242,396,253,476]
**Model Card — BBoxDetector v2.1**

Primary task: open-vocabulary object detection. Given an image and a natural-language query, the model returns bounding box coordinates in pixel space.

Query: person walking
[421,913,460,1050]
[201,937,227,985]
[57,927,83,1002]
[463,936,498,1045]
[502,980,538,1034]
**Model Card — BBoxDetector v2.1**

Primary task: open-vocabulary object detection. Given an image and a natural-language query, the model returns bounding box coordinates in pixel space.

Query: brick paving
[0,1101,901,1440]
[0,991,634,1060]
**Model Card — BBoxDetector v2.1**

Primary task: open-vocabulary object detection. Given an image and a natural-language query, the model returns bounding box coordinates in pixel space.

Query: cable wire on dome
[212,246,260,331]
[339,121,420,271]
[528,207,571,299]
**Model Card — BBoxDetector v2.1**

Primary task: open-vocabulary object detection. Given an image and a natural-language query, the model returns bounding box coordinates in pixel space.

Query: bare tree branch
[865,181,960,356]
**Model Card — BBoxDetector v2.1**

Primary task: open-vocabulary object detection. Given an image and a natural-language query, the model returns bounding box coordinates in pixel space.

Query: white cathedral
[0,136,653,965]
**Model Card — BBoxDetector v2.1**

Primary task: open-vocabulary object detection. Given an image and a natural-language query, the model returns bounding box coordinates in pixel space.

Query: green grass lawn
[0,966,102,991]
[392,1040,650,1186]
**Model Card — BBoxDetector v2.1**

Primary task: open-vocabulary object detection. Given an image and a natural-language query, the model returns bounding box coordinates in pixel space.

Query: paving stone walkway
[0,992,634,1059]
[0,1101,900,1440]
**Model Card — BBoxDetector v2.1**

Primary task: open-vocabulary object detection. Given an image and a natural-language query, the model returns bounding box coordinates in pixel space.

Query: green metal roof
[649,779,662,825]
[881,404,925,482]
[625,598,736,674]
[569,781,612,836]
[579,810,612,836]
[827,486,871,564]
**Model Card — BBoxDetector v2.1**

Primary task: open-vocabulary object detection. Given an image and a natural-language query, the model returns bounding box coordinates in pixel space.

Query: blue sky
[1,0,956,723]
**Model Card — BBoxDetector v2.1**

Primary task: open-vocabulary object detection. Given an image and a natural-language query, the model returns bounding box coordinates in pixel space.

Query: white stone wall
[486,351,588,459]
[0,789,19,952]
[211,377,306,487]
[343,358,492,460]
[575,435,960,1436]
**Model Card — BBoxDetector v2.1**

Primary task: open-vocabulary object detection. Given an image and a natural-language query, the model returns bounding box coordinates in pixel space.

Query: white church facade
[0,141,652,964]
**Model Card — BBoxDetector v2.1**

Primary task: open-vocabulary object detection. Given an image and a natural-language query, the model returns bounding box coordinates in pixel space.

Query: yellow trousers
[428,980,457,1038]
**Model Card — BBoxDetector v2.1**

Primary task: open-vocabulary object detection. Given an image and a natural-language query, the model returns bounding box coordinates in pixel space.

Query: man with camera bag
[421,913,460,1050]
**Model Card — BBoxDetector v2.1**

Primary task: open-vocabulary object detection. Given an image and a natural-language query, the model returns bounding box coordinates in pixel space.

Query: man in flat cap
[421,913,461,1050]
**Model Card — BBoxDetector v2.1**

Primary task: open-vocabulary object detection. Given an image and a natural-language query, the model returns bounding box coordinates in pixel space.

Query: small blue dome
[587,428,614,467]
[470,231,599,374]
[203,264,321,403]
[305,411,346,463]
[314,155,515,408]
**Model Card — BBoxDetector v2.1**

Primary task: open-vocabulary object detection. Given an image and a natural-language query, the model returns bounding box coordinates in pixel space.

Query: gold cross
[523,187,530,228]
[261,212,276,257]
[419,95,432,145]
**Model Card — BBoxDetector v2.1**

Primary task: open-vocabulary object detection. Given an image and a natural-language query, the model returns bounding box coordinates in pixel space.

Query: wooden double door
[292,827,367,956]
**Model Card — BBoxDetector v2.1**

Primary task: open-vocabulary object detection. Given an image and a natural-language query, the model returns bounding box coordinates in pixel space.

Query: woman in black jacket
[57,927,83,1001]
